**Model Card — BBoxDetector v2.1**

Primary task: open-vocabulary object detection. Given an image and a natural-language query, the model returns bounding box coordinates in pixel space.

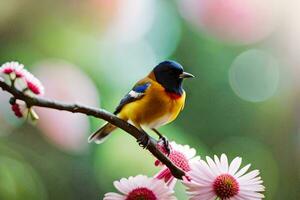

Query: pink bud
[11,103,23,118]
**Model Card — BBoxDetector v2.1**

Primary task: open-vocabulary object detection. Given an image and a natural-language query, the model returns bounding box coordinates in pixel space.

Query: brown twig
[0,80,185,179]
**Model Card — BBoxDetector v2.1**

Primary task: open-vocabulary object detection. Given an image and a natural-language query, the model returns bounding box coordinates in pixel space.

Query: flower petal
[229,157,242,175]
[220,154,229,173]
[234,164,251,178]
[103,192,124,200]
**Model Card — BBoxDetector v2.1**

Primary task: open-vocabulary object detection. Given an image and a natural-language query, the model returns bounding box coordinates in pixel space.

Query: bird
[88,60,194,152]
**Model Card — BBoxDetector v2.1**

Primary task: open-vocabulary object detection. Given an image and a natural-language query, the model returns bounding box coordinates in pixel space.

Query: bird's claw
[159,136,171,156]
[137,132,150,149]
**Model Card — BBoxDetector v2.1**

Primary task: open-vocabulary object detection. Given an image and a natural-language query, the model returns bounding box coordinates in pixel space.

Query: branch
[0,80,185,179]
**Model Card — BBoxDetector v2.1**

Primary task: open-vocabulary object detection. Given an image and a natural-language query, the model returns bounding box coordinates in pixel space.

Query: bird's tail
[88,123,117,144]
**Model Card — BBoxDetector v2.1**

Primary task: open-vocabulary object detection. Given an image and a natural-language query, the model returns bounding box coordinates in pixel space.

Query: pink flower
[22,69,45,95]
[183,154,265,200]
[104,175,176,200]
[0,61,24,78]
[0,61,45,96]
[1,61,44,120]
[154,141,200,188]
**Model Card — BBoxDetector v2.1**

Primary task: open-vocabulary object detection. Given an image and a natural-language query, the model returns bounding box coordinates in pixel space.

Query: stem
[0,80,185,179]
[11,77,16,87]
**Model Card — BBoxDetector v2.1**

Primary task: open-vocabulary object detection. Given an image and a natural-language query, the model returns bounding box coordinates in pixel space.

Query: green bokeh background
[0,0,299,199]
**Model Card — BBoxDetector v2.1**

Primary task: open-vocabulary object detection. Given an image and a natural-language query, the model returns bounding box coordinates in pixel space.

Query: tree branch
[0,80,185,179]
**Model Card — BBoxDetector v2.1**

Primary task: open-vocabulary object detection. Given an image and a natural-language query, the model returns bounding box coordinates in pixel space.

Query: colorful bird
[88,61,194,152]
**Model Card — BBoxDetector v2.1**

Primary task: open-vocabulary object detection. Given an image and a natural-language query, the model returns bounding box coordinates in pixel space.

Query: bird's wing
[114,81,151,115]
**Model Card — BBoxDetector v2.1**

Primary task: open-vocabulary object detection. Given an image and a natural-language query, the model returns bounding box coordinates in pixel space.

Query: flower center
[169,150,190,171]
[156,142,172,155]
[126,187,157,200]
[213,174,239,199]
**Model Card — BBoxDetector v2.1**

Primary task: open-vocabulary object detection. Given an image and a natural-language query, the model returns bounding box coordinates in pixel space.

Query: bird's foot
[159,136,171,156]
[137,132,150,149]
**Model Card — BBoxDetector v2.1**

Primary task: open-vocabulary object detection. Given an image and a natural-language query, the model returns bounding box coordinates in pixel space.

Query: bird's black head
[153,60,194,95]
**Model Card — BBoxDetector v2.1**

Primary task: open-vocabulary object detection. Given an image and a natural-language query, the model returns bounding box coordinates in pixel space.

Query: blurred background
[0,0,299,199]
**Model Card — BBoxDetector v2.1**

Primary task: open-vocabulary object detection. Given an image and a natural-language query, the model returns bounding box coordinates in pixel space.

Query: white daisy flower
[154,141,200,188]
[104,175,177,200]
[183,154,265,200]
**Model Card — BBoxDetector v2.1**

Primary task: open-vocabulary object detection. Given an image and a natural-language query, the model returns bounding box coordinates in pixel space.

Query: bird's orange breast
[118,79,186,129]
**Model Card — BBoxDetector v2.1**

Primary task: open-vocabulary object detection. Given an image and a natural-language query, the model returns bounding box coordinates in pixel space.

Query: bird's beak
[179,72,195,79]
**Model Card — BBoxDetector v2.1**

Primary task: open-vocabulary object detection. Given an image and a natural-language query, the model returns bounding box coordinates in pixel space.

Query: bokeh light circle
[102,0,155,44]
[229,49,279,102]
[178,0,281,45]
[33,60,100,154]
[145,0,182,60]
